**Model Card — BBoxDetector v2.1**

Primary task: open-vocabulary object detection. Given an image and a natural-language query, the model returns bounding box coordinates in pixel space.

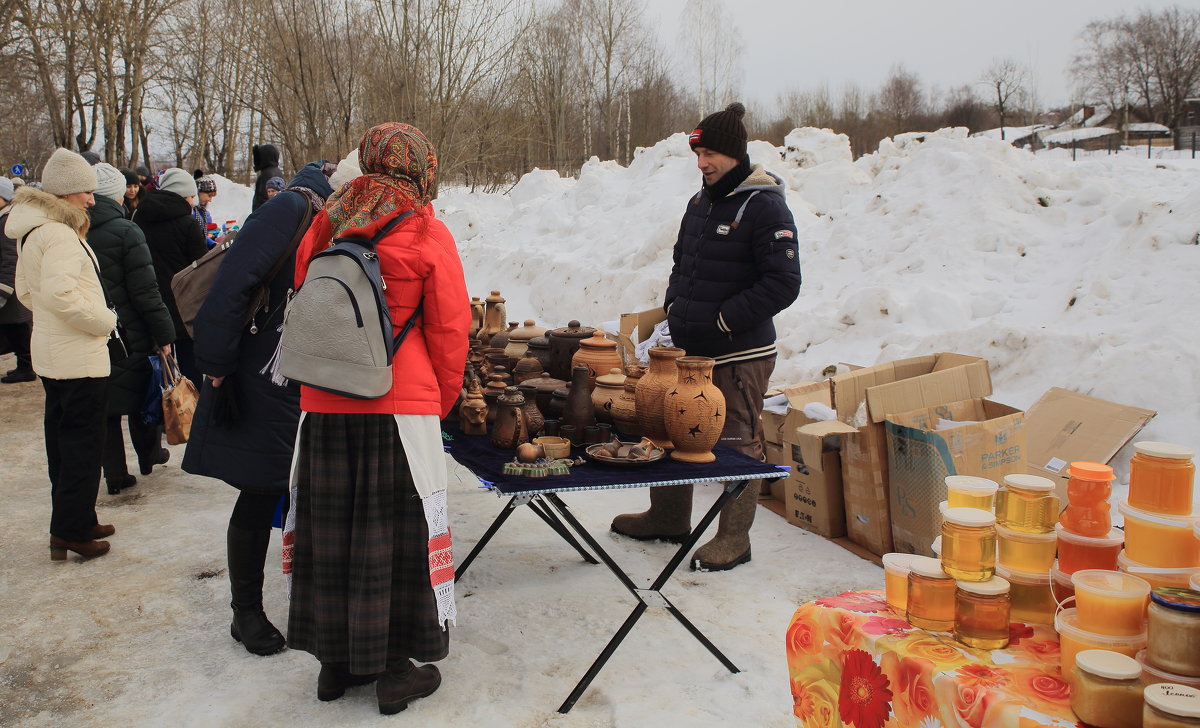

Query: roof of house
[1043,127,1119,144]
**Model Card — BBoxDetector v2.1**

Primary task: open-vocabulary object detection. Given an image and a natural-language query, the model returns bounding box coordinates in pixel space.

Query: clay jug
[561,365,596,434]
[591,368,626,424]
[469,296,485,339]
[491,386,530,449]
[504,320,549,366]
[636,346,685,449]
[611,365,644,439]
[526,336,552,375]
[547,320,596,380]
[571,331,624,393]
[478,290,506,345]
[459,378,488,436]
[664,356,725,463]
[516,384,545,435]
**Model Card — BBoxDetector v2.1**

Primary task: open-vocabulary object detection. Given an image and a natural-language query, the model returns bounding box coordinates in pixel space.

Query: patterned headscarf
[325,122,438,237]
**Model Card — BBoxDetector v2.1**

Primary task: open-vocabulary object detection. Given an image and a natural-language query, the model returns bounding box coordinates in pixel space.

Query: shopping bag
[161,351,198,445]
[141,354,164,425]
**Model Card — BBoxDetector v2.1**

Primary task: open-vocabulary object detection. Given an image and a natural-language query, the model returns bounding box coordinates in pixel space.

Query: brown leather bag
[161,350,198,445]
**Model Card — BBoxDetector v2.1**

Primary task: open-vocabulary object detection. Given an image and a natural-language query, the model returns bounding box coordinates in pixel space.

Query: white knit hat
[158,167,198,199]
[41,148,98,196]
[93,163,126,202]
[0,177,13,202]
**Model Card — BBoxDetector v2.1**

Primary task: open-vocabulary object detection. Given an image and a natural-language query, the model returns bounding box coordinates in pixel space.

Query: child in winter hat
[41,148,98,196]
[93,163,127,202]
[158,167,198,199]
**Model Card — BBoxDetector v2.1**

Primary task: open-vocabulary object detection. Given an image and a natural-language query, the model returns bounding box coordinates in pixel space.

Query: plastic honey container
[1120,501,1200,569]
[1130,442,1196,516]
[941,507,996,582]
[1072,569,1152,636]
[1143,683,1200,727]
[1056,607,1147,674]
[997,473,1058,533]
[1062,462,1116,537]
[1069,649,1145,728]
[954,576,1011,649]
[946,475,999,510]
[1139,650,1200,690]
[996,564,1057,624]
[996,524,1057,573]
[1052,562,1075,604]
[1147,588,1200,677]
[1056,524,1124,574]
[906,556,955,631]
[883,553,919,613]
[1118,550,1200,590]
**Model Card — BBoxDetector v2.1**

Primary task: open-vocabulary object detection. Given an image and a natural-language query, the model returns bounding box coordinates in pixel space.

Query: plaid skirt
[286,413,449,672]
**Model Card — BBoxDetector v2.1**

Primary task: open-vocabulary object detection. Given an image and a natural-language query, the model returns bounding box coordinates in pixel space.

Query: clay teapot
[469,296,485,340]
[458,378,488,436]
[491,386,530,449]
[489,321,519,351]
[477,290,506,346]
[516,384,545,435]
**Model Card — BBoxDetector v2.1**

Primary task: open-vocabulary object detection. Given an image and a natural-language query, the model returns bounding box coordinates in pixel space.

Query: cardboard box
[616,307,667,363]
[763,441,788,501]
[830,353,992,556]
[885,398,1027,555]
[760,381,834,446]
[782,419,856,537]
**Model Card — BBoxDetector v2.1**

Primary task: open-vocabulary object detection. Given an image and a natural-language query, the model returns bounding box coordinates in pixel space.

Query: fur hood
[5,186,90,239]
[731,164,786,197]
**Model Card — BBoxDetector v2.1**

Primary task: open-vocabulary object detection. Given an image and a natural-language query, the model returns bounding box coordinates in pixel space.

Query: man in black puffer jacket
[251,144,283,212]
[612,102,802,571]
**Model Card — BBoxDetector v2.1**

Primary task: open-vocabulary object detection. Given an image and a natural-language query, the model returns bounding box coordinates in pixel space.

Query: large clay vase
[636,346,685,449]
[459,378,488,436]
[516,384,545,436]
[469,296,485,340]
[561,365,596,435]
[491,386,530,449]
[571,331,624,393]
[478,290,506,346]
[611,365,644,439]
[664,356,725,463]
[547,320,596,380]
[591,368,626,424]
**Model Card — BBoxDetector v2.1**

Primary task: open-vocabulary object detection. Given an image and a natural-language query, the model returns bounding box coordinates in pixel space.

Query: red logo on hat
[688,129,703,146]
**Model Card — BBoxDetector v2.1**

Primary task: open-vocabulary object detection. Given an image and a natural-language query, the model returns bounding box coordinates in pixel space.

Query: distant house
[1046,105,1170,151]
[971,125,1051,149]
[1175,99,1200,150]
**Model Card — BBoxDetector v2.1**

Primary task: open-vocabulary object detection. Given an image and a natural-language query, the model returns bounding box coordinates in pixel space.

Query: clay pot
[547,320,596,380]
[478,290,506,346]
[526,336,552,375]
[491,386,530,449]
[521,372,566,414]
[635,346,685,449]
[458,378,488,436]
[469,296,485,340]
[561,365,596,434]
[504,320,549,366]
[547,385,569,420]
[611,365,644,439]
[516,384,544,436]
[570,331,623,392]
[664,356,725,463]
[512,354,543,384]
[489,321,519,351]
[591,367,626,424]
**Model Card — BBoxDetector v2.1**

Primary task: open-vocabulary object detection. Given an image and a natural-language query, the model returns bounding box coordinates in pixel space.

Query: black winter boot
[377,660,441,714]
[318,662,378,701]
[228,523,286,656]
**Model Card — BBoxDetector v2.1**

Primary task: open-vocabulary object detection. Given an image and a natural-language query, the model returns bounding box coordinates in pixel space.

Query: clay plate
[584,442,667,467]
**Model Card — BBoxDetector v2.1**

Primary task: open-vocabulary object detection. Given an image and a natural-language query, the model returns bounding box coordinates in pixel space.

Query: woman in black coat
[133,168,207,384]
[251,144,283,212]
[88,168,177,491]
[182,161,334,656]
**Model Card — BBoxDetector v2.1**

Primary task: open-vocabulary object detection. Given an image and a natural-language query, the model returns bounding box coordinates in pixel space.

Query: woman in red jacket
[285,123,469,714]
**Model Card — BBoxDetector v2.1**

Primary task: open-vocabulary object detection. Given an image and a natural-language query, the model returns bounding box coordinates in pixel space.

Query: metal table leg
[527,496,599,565]
[456,493,600,583]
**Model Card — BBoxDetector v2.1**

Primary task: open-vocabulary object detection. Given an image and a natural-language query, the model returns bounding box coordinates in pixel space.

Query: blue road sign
[10,164,25,176]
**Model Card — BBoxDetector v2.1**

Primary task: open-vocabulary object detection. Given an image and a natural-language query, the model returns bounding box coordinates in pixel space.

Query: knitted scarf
[325,122,437,237]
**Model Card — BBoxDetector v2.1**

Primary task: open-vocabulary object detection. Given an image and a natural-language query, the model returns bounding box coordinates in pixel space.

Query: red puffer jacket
[293,205,469,417]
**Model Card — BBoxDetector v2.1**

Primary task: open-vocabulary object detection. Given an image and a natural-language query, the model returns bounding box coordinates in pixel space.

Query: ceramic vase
[571,331,624,393]
[663,356,725,463]
[526,336,552,375]
[547,320,596,380]
[512,354,543,384]
[561,365,596,434]
[478,290,506,346]
[491,386,530,449]
[635,346,685,449]
[516,384,545,436]
[591,367,626,425]
[610,365,644,439]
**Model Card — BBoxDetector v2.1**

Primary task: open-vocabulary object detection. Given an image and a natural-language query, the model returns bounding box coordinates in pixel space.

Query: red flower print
[816,590,889,614]
[839,649,893,728]
[861,615,913,636]
[881,652,937,726]
[1023,671,1071,705]
[957,663,1007,689]
[1007,622,1034,646]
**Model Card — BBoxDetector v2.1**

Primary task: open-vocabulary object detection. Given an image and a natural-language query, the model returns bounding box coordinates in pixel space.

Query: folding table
[442,422,785,713]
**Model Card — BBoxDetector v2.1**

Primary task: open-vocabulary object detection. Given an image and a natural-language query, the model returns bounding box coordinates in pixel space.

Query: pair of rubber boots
[610,481,760,571]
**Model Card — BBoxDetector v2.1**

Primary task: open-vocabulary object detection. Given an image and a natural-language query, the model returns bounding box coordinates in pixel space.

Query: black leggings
[230,490,287,530]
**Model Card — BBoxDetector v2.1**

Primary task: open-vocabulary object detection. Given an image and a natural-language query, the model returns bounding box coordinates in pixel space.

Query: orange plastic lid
[1068,461,1115,481]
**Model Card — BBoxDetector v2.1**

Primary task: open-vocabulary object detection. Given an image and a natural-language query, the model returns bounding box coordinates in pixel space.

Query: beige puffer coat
[6,187,117,379]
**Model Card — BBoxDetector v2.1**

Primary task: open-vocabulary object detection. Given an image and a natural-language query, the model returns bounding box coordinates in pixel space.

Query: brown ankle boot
[50,535,110,561]
[691,481,760,571]
[376,660,441,714]
[318,662,377,701]
[92,524,116,539]
[611,485,693,543]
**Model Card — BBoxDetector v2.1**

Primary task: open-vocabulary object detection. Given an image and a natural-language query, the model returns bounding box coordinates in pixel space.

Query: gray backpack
[278,212,422,399]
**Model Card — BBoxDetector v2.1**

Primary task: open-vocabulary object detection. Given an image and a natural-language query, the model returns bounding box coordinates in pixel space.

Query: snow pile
[207,173,255,225]
[1044,126,1119,144]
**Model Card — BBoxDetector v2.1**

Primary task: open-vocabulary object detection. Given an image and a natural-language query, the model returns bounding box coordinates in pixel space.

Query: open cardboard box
[616,307,667,363]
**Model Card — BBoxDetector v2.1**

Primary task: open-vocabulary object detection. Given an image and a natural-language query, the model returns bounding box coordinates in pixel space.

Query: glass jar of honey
[1147,588,1200,678]
[883,553,918,613]
[1062,461,1116,537]
[1070,649,1145,728]
[1144,683,1200,727]
[996,473,1058,533]
[945,475,999,510]
[954,576,1010,649]
[941,507,997,582]
[1130,442,1196,516]
[906,556,955,631]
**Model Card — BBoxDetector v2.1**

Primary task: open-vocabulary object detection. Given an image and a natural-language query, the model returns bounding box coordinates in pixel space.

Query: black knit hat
[688,102,747,160]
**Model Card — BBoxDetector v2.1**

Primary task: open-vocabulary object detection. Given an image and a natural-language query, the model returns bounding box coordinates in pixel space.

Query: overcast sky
[643,0,1184,115]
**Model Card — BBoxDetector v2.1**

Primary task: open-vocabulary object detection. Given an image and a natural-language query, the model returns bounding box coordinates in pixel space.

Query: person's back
[252,144,282,211]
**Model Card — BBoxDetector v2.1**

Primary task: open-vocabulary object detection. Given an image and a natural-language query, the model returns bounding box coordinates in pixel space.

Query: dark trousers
[103,414,162,480]
[712,356,775,461]
[0,322,32,370]
[42,377,108,541]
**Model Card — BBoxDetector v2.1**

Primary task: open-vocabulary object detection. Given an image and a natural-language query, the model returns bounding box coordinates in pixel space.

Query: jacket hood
[732,164,786,197]
[253,144,280,172]
[288,161,334,200]
[136,188,192,222]
[5,186,90,239]
[88,193,125,229]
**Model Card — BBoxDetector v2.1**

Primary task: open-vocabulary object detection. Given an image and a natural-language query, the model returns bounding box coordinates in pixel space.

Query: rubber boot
[691,481,760,571]
[610,485,693,543]
[318,662,378,701]
[228,523,286,656]
[377,659,442,714]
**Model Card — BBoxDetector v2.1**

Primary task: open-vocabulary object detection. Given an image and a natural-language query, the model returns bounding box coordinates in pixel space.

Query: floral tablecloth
[786,590,1078,728]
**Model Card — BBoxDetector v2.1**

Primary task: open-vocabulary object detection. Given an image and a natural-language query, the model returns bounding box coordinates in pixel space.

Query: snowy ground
[2,126,1198,726]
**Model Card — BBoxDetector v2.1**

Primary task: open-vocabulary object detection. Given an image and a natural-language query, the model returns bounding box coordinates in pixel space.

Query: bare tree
[876,64,925,131]
[676,0,743,112]
[981,58,1028,139]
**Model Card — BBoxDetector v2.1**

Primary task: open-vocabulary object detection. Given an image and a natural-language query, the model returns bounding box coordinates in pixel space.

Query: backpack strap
[261,190,315,287]
[392,298,424,351]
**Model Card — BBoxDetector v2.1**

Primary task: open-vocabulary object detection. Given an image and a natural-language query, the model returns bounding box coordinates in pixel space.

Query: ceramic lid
[548,320,595,340]
[578,331,617,349]
[1144,683,1200,718]
[1150,587,1200,613]
[909,556,951,579]
[485,290,504,302]
[945,475,999,494]
[955,576,1010,596]
[523,374,566,390]
[1002,474,1055,492]
[1075,649,1141,680]
[1068,461,1115,481]
[941,507,996,528]
[1134,441,1195,460]
[595,368,626,387]
[526,335,550,349]
[508,320,549,342]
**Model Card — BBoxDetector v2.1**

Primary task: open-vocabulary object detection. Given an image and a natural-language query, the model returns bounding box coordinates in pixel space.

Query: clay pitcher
[611,365,644,439]
[561,365,596,435]
[664,356,725,463]
[547,320,596,380]
[459,378,488,436]
[489,321,519,353]
[571,331,624,393]
[478,290,506,346]
[636,346,685,449]
[516,384,545,436]
[469,296,485,340]
[591,368,626,425]
[491,386,530,449]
